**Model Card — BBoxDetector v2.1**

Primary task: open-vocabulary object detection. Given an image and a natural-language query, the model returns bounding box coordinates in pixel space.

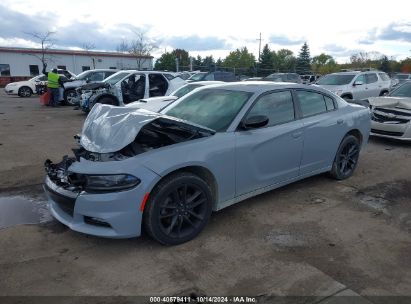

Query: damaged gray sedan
[44,82,371,245]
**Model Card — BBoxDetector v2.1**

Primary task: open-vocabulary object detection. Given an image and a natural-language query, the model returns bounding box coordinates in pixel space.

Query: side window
[355,74,366,84]
[247,91,295,127]
[324,96,335,111]
[296,90,327,117]
[366,73,378,84]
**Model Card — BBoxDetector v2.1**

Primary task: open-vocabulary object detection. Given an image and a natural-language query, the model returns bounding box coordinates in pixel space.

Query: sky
[1,0,411,63]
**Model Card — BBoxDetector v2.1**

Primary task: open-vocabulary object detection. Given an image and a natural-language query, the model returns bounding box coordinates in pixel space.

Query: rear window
[317,74,355,85]
[366,73,378,84]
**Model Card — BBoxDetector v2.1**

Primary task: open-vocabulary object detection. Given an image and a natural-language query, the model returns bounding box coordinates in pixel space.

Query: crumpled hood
[80,104,162,153]
[368,96,411,110]
[80,104,214,154]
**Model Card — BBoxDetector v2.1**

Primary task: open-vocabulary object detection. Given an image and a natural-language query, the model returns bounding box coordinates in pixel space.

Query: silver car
[44,82,371,245]
[316,71,391,100]
[369,81,411,141]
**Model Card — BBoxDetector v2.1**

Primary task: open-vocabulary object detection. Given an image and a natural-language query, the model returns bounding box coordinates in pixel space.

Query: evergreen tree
[259,44,274,76]
[296,42,311,74]
[379,55,390,73]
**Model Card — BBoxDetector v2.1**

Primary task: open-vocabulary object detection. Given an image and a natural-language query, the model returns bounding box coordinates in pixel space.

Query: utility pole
[256,32,262,76]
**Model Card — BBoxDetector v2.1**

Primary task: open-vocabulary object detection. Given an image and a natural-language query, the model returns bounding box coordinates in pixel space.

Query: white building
[0,47,153,77]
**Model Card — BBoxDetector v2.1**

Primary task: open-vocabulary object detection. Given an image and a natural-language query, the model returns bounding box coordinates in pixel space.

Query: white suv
[316,71,391,100]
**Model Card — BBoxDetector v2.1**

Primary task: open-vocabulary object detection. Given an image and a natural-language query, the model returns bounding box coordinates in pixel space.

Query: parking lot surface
[0,91,410,303]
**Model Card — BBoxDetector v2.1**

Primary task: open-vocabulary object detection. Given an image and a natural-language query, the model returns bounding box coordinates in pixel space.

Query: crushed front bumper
[44,175,145,239]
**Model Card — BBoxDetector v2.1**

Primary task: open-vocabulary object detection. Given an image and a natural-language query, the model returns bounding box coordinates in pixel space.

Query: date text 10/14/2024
[149,296,257,303]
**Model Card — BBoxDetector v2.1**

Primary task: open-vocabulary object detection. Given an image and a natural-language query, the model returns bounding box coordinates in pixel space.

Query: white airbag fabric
[80,104,161,153]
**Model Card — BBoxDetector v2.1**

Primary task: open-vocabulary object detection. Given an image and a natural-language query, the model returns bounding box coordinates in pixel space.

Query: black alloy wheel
[330,135,360,180]
[144,172,213,245]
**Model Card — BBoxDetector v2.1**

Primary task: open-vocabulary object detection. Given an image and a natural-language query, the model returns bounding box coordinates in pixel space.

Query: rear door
[235,90,304,196]
[295,89,346,175]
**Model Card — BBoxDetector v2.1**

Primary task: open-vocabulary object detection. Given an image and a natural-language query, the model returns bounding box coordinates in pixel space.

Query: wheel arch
[346,129,363,145]
[341,93,353,99]
[148,165,219,210]
[95,93,119,105]
[19,86,33,93]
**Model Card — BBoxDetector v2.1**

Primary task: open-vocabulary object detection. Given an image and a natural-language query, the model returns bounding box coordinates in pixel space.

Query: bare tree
[82,42,96,69]
[25,31,56,67]
[116,39,129,53]
[116,31,158,70]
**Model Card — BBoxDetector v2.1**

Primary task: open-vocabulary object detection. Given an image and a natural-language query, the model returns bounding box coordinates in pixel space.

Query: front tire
[143,172,213,245]
[64,89,78,105]
[330,135,360,180]
[18,86,32,97]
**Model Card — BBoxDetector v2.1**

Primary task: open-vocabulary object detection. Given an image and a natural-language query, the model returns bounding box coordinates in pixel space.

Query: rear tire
[143,172,213,245]
[330,135,360,180]
[18,86,32,97]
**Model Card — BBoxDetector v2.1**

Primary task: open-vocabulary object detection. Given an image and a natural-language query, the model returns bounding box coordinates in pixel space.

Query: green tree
[202,56,216,71]
[379,55,390,73]
[154,49,190,71]
[296,42,311,74]
[274,49,296,72]
[259,44,274,76]
[223,47,256,75]
[311,53,337,74]
[154,52,175,71]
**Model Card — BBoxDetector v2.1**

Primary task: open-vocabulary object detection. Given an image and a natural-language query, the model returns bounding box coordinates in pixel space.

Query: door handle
[292,131,302,138]
[337,119,344,124]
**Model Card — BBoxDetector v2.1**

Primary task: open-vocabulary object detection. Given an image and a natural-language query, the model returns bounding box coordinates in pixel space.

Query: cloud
[0,4,135,50]
[269,35,304,46]
[360,22,411,44]
[164,35,231,51]
[0,4,54,39]
[323,44,363,57]
[377,22,411,42]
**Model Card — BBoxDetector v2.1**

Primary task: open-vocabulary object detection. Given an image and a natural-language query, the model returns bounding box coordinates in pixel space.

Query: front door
[235,90,303,196]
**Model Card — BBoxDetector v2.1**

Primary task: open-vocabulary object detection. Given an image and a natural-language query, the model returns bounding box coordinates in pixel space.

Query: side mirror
[354,80,364,86]
[241,115,269,130]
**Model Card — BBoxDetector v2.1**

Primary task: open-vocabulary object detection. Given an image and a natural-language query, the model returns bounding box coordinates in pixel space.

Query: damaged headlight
[84,174,140,192]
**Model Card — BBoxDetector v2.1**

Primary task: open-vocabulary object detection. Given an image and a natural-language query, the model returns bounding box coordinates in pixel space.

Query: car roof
[201,81,331,95]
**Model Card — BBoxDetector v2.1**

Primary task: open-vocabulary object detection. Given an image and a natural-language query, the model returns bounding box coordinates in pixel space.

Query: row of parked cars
[4,67,411,142]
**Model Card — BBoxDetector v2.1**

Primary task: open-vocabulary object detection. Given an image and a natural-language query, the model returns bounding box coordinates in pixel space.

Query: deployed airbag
[80,104,161,153]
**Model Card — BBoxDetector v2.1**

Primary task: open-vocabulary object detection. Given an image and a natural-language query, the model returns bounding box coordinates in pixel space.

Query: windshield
[172,84,203,98]
[75,70,92,80]
[317,74,355,85]
[188,73,206,81]
[163,88,252,132]
[389,82,411,97]
[103,72,131,85]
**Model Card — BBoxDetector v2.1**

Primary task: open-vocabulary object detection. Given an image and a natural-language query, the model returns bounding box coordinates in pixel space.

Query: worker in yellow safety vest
[42,63,63,107]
